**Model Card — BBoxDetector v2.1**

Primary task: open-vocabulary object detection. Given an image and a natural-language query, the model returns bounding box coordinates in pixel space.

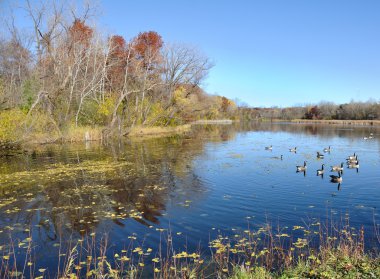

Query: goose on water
[265,145,273,150]
[323,146,331,152]
[347,153,356,160]
[347,160,359,169]
[272,155,283,160]
[317,164,325,176]
[330,173,342,183]
[347,156,358,164]
[296,161,307,172]
[331,162,344,172]
[289,147,297,153]
[317,152,324,159]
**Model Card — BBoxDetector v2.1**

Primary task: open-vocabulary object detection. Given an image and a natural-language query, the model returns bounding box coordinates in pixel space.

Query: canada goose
[348,160,359,169]
[317,152,324,159]
[347,156,358,164]
[323,146,331,152]
[265,145,273,150]
[363,137,368,140]
[331,162,344,172]
[296,161,307,172]
[330,173,342,183]
[289,147,297,153]
[272,155,283,160]
[347,153,356,160]
[317,164,325,175]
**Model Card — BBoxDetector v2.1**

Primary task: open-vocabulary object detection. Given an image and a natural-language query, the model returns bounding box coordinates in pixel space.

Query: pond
[1,122,379,276]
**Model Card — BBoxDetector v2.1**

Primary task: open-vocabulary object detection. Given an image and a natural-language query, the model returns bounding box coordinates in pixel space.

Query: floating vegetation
[228,153,244,159]
[0,160,134,188]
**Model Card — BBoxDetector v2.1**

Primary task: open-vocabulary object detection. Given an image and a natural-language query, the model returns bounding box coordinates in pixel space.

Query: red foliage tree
[69,19,93,47]
[132,31,163,67]
[110,35,127,59]
[305,105,321,119]
[107,35,129,90]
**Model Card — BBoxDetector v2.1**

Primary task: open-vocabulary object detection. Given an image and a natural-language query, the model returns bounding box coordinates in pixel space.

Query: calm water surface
[1,122,380,273]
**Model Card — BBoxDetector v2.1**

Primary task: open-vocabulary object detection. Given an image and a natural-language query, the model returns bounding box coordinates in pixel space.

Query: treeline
[0,1,237,142]
[238,100,380,121]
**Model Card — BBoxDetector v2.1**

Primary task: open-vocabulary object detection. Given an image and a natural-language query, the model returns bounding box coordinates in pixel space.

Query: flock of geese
[363,133,375,140]
[265,145,361,186]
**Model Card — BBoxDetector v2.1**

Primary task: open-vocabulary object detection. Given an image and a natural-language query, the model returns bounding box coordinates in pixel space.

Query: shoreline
[2,118,380,149]
[289,119,380,126]
[0,124,193,149]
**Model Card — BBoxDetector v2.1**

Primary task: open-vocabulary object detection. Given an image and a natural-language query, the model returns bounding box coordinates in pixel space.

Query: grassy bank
[127,124,192,138]
[0,107,193,147]
[0,108,194,147]
[1,220,379,278]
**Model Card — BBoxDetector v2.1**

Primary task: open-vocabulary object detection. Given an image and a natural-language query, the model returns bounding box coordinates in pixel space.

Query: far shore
[288,119,380,126]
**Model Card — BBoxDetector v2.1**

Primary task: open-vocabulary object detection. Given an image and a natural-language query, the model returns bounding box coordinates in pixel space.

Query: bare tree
[162,44,213,100]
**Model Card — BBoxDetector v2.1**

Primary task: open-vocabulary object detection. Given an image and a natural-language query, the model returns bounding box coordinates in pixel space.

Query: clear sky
[4,0,380,107]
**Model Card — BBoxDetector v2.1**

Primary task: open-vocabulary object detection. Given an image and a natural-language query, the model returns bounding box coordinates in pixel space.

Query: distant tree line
[0,1,237,141]
[238,100,380,121]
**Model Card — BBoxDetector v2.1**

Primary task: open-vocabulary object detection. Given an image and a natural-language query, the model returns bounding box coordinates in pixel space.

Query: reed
[127,124,191,138]
[1,217,379,278]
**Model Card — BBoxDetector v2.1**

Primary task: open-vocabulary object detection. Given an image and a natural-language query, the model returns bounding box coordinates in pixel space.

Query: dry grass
[192,119,233,124]
[127,125,191,138]
[21,126,104,145]
[63,125,104,143]
[4,123,192,146]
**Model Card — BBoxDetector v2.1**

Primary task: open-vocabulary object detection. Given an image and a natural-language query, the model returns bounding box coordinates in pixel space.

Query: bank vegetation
[0,1,238,145]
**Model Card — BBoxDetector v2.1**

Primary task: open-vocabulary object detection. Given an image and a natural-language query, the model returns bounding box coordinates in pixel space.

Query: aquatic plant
[1,217,379,278]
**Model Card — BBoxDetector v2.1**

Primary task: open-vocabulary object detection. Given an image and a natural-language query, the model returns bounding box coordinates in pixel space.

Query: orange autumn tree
[133,31,163,67]
[108,35,129,91]
[129,31,164,123]
[108,31,165,128]
[69,19,93,47]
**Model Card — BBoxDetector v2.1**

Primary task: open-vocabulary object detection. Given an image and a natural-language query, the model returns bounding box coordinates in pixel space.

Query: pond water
[1,122,380,275]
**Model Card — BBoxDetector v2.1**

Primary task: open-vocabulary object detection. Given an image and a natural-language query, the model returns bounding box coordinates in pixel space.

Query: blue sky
[4,0,380,107]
